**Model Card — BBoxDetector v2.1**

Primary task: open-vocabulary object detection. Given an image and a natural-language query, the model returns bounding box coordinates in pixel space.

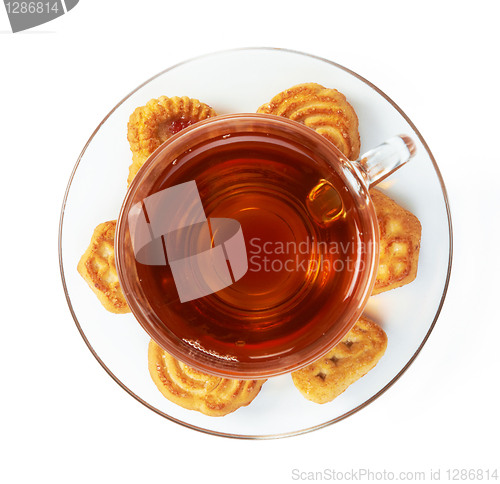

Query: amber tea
[134,131,368,365]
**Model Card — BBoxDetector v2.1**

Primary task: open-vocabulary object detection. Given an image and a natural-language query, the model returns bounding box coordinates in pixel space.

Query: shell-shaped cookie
[77,220,130,314]
[257,83,360,160]
[370,189,422,295]
[148,340,267,416]
[291,316,387,404]
[127,96,217,185]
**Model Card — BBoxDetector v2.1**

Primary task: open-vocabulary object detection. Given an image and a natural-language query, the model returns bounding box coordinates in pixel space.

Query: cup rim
[115,113,380,379]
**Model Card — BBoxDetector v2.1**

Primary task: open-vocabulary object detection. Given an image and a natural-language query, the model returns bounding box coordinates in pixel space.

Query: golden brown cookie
[291,316,387,404]
[257,82,360,160]
[148,340,267,417]
[127,96,217,185]
[370,189,422,295]
[77,220,130,314]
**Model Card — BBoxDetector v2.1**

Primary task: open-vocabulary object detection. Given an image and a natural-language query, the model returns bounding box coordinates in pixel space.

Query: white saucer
[59,48,452,438]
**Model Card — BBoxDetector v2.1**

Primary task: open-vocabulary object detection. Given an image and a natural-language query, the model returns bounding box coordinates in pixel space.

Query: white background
[1,1,498,483]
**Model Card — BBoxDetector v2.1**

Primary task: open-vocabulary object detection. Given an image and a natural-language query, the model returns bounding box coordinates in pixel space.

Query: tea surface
[135,133,364,363]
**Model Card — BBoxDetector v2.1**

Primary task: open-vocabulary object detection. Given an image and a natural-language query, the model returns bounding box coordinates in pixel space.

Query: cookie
[127,96,217,185]
[77,220,130,314]
[291,316,387,404]
[148,340,267,417]
[370,189,422,295]
[257,82,360,160]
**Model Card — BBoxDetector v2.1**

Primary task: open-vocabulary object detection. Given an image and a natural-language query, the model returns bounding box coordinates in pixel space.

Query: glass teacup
[115,113,415,379]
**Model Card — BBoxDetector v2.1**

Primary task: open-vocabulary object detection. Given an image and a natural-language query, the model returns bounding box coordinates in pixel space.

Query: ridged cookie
[127,96,217,185]
[77,220,130,314]
[370,189,422,295]
[148,340,267,417]
[257,82,360,160]
[291,316,387,404]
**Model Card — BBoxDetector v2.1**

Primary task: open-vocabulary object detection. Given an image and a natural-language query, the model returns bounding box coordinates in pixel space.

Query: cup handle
[356,135,417,188]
